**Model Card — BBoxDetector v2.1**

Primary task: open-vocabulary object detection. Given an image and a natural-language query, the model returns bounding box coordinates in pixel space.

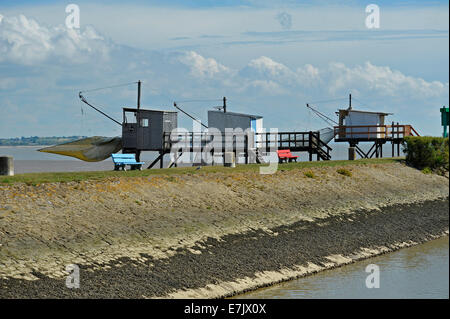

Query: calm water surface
[235,236,449,299]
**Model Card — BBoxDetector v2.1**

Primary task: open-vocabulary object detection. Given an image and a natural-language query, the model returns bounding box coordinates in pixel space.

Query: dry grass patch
[337,168,352,177]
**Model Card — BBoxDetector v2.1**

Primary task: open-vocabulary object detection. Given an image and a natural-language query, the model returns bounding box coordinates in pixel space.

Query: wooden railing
[163,131,333,160]
[163,131,313,151]
[334,124,420,140]
[310,131,332,160]
[255,132,310,150]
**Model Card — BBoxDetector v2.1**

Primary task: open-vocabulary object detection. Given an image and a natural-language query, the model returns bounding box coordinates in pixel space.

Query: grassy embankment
[0,158,401,185]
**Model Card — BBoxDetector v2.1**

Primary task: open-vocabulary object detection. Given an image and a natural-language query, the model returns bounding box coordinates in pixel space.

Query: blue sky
[0,0,448,138]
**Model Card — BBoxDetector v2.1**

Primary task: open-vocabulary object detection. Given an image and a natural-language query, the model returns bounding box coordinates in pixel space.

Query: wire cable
[79,81,138,94]
[306,103,338,126]
[306,97,348,105]
[174,99,223,103]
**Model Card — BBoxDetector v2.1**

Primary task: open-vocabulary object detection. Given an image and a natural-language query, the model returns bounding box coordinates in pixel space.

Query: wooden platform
[333,124,420,159]
[334,124,419,142]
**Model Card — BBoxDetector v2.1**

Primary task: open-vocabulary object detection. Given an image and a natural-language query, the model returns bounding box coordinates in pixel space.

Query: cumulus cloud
[244,56,292,78]
[327,61,449,99]
[0,14,111,65]
[298,64,320,79]
[240,56,321,91]
[177,51,231,79]
[237,56,447,101]
[240,56,298,89]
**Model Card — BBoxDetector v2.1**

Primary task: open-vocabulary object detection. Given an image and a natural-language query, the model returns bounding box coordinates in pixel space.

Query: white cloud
[243,56,292,78]
[0,14,111,65]
[174,53,447,102]
[298,64,319,79]
[240,56,322,92]
[178,51,231,79]
[327,61,449,99]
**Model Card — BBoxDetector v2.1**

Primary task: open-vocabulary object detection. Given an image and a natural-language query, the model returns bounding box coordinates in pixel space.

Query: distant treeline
[0,136,86,146]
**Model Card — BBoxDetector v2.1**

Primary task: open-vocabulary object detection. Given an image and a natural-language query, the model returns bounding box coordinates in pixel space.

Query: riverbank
[0,160,448,298]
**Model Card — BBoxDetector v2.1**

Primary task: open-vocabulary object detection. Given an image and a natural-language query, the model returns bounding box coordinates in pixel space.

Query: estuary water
[235,236,449,299]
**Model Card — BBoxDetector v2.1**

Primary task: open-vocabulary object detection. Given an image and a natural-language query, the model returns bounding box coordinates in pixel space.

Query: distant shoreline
[0,136,85,147]
[0,145,49,148]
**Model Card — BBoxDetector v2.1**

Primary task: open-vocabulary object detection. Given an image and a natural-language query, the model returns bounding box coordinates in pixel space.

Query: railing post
[308,131,313,162]
[316,131,321,161]
[244,134,248,164]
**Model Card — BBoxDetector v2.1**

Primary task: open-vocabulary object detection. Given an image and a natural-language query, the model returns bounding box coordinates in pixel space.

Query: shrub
[304,171,315,178]
[403,136,449,170]
[337,168,352,177]
[421,167,433,174]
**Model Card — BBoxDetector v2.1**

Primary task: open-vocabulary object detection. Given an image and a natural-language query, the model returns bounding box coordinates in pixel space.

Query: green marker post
[441,106,449,138]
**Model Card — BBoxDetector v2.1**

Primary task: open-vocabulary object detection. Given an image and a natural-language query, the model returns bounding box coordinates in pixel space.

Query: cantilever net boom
[38,136,123,162]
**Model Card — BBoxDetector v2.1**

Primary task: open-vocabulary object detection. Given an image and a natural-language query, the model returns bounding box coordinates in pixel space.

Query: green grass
[0,158,402,186]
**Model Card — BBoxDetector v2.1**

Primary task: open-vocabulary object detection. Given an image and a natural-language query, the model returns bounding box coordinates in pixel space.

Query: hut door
[122,111,138,150]
[138,115,151,149]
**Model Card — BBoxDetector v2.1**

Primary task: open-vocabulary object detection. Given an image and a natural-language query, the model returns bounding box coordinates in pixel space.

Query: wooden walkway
[147,131,333,168]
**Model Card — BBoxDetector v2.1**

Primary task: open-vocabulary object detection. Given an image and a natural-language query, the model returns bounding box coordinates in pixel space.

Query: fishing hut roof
[208,110,263,119]
[336,108,393,116]
[123,107,177,113]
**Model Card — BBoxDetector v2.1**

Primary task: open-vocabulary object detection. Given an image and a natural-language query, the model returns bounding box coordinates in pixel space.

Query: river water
[235,236,449,299]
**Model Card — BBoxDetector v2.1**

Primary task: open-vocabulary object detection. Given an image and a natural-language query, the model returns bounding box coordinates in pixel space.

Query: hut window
[141,118,149,127]
[124,111,137,124]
